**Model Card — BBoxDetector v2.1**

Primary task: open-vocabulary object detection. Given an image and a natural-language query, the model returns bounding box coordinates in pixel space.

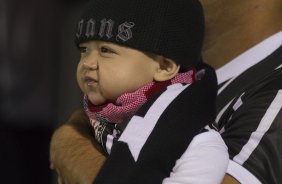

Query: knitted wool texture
[75,0,205,68]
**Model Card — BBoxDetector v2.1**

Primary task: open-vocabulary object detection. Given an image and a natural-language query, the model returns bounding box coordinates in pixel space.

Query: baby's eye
[79,46,87,53]
[100,46,115,54]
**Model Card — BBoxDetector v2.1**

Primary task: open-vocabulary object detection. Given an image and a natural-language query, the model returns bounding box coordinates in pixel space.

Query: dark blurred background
[0,0,88,183]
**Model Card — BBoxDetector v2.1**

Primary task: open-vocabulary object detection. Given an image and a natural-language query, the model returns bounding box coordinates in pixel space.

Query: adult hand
[50,109,106,184]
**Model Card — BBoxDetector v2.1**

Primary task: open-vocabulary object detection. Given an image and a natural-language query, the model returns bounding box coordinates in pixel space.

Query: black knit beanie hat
[75,0,205,68]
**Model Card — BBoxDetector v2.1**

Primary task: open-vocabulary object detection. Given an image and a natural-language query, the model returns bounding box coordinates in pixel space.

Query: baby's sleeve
[162,129,229,184]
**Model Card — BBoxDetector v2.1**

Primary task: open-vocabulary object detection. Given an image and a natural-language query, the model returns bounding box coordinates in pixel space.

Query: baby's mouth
[84,76,97,86]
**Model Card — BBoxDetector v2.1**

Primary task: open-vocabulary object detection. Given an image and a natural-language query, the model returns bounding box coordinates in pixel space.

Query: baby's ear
[153,57,180,82]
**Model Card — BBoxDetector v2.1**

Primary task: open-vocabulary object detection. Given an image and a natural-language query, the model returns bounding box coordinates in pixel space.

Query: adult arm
[49,109,106,184]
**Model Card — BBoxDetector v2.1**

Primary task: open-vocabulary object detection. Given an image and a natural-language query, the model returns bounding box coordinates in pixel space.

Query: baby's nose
[83,57,98,70]
[83,60,98,70]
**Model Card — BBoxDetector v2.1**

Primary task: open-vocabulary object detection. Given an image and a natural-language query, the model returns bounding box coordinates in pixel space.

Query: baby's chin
[88,95,107,106]
[87,90,121,106]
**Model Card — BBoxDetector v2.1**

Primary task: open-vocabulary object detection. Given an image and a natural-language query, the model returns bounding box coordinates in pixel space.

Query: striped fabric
[93,63,217,184]
[83,70,195,154]
[214,32,282,184]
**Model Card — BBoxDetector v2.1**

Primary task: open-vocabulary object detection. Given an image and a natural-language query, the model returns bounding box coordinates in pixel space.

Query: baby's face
[76,40,159,105]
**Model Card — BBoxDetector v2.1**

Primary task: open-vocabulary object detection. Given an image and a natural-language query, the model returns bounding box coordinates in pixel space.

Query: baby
[74,0,228,183]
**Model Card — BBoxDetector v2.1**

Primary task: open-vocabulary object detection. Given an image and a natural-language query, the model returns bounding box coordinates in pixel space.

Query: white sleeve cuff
[162,129,229,184]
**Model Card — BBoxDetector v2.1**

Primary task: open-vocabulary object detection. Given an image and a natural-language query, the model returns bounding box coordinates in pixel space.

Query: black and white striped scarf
[93,63,217,184]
